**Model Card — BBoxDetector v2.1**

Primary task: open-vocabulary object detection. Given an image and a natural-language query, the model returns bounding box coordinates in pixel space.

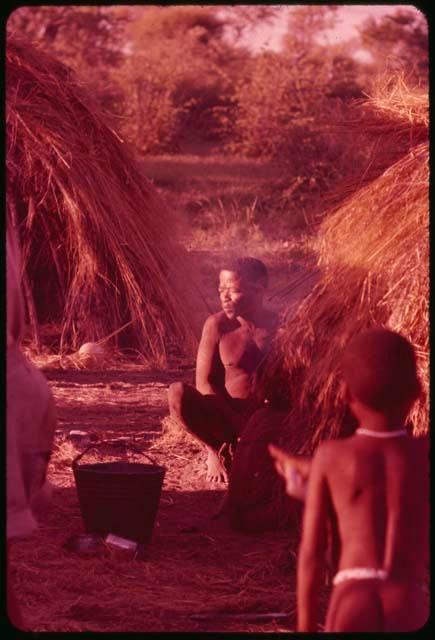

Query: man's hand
[268,444,311,501]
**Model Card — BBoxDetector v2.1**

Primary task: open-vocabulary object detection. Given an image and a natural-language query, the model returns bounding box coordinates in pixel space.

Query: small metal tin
[105,533,148,561]
[105,533,138,551]
[105,533,138,560]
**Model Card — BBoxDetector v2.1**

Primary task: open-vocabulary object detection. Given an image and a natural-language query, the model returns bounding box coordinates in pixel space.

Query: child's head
[341,328,421,421]
[218,257,268,319]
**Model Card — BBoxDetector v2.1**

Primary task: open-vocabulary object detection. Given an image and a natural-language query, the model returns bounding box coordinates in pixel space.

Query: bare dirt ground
[10,365,301,633]
[9,159,324,633]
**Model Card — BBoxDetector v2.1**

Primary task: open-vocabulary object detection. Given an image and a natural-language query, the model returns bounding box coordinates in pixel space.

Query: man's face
[218,270,259,319]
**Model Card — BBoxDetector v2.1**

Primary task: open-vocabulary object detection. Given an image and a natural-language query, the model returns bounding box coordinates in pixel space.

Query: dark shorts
[227,397,259,434]
[178,384,258,449]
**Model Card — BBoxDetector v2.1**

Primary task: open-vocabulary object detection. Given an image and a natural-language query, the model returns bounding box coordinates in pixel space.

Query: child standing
[270,328,429,632]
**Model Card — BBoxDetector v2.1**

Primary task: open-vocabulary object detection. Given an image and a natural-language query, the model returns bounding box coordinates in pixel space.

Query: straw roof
[270,82,429,452]
[6,38,199,364]
[319,76,429,211]
[360,75,428,132]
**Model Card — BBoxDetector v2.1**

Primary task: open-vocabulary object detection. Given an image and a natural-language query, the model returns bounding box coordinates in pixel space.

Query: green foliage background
[7,5,428,232]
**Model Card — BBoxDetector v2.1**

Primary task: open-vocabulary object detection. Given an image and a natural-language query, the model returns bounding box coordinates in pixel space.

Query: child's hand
[268,444,311,501]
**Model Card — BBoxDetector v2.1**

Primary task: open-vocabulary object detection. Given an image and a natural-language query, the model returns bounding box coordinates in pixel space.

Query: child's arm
[268,444,311,501]
[297,443,330,632]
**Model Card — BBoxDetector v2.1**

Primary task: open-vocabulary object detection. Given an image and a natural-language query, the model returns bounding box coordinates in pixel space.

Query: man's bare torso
[323,434,429,580]
[212,310,277,399]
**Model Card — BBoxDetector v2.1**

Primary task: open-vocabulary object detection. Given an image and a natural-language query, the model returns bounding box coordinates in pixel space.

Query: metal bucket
[72,440,166,546]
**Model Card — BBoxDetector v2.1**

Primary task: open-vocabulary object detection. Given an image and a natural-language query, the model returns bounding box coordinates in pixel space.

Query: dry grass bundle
[270,93,428,452]
[325,76,428,147]
[318,76,429,211]
[361,75,428,131]
[6,38,200,364]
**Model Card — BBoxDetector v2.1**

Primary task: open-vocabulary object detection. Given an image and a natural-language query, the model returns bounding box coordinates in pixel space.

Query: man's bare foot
[206,449,228,483]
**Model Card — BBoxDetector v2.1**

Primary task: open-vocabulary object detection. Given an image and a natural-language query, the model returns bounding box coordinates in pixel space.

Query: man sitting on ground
[270,328,429,632]
[168,256,278,482]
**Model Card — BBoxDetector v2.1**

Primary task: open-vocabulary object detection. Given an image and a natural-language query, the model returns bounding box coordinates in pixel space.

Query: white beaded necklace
[356,427,407,438]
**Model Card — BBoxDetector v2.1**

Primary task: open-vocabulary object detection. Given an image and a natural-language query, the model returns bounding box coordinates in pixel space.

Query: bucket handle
[72,439,159,470]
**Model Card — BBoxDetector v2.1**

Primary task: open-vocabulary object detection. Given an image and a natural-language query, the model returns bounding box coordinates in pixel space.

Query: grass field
[139,152,320,246]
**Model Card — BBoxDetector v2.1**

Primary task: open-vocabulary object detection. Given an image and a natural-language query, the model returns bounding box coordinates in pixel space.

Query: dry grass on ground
[10,251,326,633]
[9,362,328,633]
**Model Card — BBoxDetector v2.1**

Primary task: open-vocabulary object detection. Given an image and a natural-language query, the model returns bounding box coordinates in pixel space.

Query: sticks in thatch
[361,75,428,130]
[267,85,428,452]
[6,38,201,363]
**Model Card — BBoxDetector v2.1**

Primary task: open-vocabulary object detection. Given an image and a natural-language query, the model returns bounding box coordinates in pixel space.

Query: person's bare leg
[168,382,235,482]
[7,551,25,630]
[325,581,383,632]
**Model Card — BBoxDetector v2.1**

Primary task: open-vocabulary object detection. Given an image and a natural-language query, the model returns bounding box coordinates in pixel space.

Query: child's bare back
[324,433,428,579]
[315,433,429,631]
[293,328,429,632]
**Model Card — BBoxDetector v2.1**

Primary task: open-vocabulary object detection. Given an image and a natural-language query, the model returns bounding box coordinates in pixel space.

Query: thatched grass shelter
[268,81,429,452]
[6,38,199,364]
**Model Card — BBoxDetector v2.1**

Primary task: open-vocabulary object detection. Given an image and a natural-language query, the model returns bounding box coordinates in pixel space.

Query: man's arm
[195,316,222,395]
[195,315,243,434]
[297,443,331,632]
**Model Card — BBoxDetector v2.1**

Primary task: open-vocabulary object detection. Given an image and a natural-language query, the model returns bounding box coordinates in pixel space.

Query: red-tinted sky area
[248,5,424,52]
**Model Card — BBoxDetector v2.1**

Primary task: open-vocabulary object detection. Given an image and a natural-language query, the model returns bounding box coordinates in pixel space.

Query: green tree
[282,5,339,54]
[225,5,375,232]
[358,8,428,84]
[327,54,365,100]
[229,6,341,159]
[7,6,130,118]
[7,6,128,68]
[119,5,250,150]
[218,5,281,45]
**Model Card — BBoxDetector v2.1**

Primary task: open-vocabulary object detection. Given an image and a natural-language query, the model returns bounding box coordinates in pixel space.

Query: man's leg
[168,382,236,482]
